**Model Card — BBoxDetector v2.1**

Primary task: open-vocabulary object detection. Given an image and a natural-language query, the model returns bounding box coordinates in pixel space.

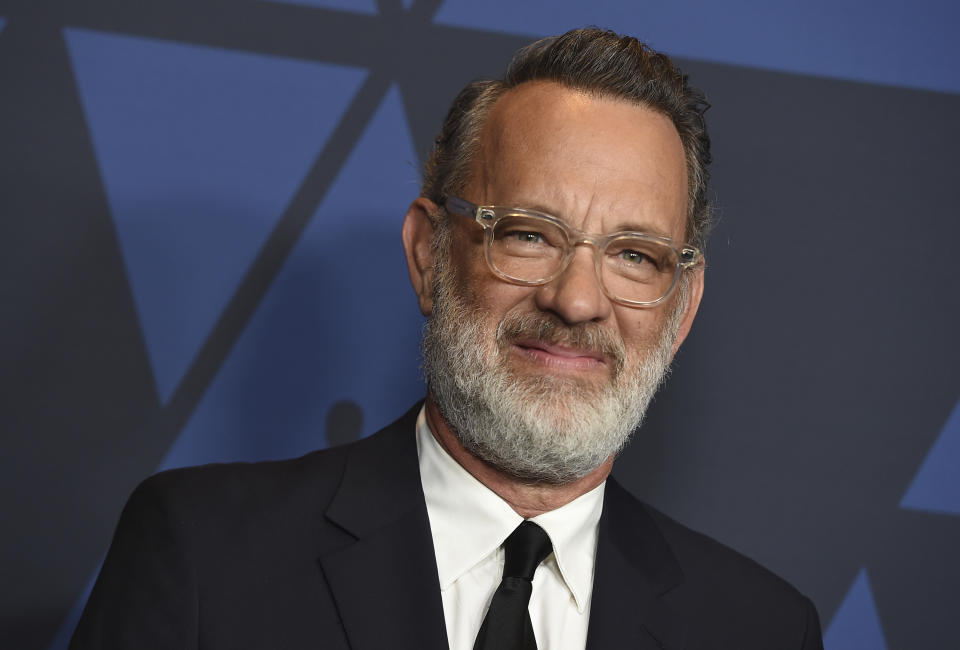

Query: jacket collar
[318,402,449,650]
[586,477,687,650]
[318,403,687,650]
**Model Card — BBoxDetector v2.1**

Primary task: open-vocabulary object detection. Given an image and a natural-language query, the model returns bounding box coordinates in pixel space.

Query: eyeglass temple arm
[444,196,478,218]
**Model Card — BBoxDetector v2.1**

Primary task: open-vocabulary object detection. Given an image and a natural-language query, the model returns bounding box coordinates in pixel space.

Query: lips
[512,338,608,371]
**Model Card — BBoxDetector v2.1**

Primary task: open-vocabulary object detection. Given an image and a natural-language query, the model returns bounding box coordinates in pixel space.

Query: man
[72,28,823,649]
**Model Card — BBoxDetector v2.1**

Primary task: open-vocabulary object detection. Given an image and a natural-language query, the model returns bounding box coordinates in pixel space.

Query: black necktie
[473,521,553,650]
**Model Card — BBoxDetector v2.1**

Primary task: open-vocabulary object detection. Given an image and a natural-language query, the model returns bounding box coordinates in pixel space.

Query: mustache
[495,312,627,375]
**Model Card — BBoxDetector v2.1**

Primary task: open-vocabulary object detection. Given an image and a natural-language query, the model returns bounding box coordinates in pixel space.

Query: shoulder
[123,401,422,544]
[643,502,806,599]
[131,444,349,519]
[129,402,422,525]
[605,481,822,648]
[73,403,424,647]
[647,503,822,647]
[113,446,350,563]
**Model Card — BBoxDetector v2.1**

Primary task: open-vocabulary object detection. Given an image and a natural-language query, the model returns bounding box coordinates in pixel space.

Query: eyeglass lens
[489,214,680,303]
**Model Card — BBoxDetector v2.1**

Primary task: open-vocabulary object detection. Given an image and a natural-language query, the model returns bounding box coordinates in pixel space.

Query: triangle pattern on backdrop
[157,84,426,470]
[901,398,960,516]
[823,568,888,650]
[64,28,367,403]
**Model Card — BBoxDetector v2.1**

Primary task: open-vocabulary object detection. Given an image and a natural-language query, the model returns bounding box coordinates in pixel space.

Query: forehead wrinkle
[468,81,687,240]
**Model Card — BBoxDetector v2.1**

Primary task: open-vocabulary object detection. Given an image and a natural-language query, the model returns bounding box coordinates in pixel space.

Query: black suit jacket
[72,403,823,649]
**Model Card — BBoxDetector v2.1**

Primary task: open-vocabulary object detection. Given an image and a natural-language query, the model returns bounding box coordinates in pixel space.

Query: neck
[424,395,613,519]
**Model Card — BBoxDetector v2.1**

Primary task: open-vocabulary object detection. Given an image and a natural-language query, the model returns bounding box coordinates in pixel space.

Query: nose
[533,245,612,324]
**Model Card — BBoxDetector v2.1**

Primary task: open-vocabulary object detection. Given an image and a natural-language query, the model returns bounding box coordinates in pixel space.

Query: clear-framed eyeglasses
[444,196,703,308]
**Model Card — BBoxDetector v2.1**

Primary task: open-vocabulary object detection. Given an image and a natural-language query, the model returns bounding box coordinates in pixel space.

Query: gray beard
[421,253,684,485]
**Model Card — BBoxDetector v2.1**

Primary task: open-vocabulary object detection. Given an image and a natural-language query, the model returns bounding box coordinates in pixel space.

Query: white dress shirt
[416,407,605,650]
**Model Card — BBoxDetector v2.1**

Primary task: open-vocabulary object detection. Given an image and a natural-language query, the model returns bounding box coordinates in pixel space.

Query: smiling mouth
[511,339,608,372]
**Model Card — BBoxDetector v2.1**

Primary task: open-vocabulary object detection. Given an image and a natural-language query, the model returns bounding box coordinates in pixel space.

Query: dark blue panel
[901,398,960,516]
[46,567,100,650]
[0,17,6,32]
[63,28,367,403]
[824,569,888,650]
[157,84,425,469]
[265,0,377,13]
[433,0,960,95]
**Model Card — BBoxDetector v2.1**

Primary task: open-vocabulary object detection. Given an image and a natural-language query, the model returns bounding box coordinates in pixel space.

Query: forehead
[468,81,688,239]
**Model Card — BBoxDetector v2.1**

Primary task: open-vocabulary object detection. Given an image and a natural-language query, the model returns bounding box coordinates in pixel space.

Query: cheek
[613,306,668,350]
[473,283,541,328]
[447,228,490,291]
[450,248,537,320]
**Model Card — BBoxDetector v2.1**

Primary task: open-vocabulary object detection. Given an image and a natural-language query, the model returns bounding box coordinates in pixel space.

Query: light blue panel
[265,0,377,13]
[158,84,425,469]
[433,0,960,95]
[0,18,6,32]
[824,569,888,650]
[901,398,960,515]
[64,28,367,403]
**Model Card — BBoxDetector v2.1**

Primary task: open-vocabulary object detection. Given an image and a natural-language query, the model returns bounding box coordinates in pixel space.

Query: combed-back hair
[421,27,713,250]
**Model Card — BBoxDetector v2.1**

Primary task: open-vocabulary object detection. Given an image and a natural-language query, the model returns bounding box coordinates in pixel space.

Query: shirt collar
[416,406,605,613]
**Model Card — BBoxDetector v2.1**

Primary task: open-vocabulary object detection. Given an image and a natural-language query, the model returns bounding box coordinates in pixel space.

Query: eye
[618,249,650,265]
[607,241,671,274]
[503,229,547,244]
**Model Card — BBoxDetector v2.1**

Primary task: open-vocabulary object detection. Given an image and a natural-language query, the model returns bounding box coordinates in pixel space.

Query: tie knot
[502,521,553,581]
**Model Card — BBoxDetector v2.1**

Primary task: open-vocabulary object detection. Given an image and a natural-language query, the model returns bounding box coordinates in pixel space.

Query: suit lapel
[319,404,449,650]
[586,479,686,650]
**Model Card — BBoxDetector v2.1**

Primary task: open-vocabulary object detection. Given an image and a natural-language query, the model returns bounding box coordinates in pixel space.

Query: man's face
[411,81,703,483]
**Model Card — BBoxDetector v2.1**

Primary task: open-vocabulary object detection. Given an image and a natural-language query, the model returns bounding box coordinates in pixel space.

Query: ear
[670,265,705,356]
[401,197,439,316]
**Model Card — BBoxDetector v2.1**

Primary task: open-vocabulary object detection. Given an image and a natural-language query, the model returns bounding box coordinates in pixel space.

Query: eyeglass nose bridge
[571,234,602,248]
[549,233,609,287]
